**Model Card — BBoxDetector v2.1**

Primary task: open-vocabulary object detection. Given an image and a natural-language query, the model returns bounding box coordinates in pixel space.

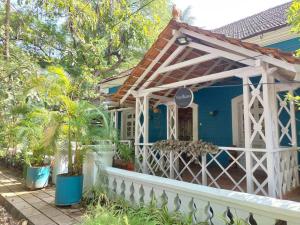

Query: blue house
[101,2,300,199]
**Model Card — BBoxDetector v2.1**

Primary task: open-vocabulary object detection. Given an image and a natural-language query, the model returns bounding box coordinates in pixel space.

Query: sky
[173,0,291,29]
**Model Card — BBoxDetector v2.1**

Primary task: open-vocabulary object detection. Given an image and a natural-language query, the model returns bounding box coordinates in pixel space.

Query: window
[122,110,135,140]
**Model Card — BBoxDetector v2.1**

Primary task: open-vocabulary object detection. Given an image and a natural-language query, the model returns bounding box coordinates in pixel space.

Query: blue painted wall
[194,80,243,146]
[267,37,300,52]
[149,105,167,142]
[108,86,120,94]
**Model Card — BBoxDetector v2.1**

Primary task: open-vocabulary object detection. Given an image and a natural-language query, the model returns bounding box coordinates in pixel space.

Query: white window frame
[121,110,135,140]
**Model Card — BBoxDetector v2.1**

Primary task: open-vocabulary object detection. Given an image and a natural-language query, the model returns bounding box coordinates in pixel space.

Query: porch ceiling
[111,19,300,107]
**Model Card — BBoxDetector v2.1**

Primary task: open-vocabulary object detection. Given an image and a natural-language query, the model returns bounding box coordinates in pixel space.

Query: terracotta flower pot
[126,162,134,171]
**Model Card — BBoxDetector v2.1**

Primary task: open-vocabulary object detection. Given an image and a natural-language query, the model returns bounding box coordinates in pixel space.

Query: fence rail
[135,144,299,197]
[105,166,300,225]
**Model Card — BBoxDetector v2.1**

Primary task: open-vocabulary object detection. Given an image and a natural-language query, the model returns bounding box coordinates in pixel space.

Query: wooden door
[178,108,193,141]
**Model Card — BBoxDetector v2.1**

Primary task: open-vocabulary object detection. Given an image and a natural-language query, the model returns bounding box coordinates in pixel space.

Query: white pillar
[289,90,299,187]
[262,65,279,197]
[143,95,149,174]
[134,95,150,174]
[243,76,253,194]
[192,104,199,141]
[166,103,178,179]
[135,97,143,172]
[289,90,298,148]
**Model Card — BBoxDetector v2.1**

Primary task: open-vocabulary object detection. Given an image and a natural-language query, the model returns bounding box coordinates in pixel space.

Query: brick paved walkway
[0,167,84,225]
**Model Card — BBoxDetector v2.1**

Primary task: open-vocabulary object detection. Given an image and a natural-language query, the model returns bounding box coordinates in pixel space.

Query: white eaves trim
[181,28,300,74]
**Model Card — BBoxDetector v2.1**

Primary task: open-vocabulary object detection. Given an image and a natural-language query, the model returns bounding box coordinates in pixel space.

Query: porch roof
[111,19,300,106]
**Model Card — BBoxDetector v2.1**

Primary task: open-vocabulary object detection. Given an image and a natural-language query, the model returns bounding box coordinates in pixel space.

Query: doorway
[178,108,193,141]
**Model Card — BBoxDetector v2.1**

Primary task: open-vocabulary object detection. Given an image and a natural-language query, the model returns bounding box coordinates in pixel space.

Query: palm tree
[180,6,196,25]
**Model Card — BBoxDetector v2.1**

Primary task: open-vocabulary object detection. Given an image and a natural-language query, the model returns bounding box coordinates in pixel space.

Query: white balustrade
[104,166,300,225]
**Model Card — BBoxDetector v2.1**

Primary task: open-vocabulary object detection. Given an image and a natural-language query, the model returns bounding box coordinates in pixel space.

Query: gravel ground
[0,204,18,225]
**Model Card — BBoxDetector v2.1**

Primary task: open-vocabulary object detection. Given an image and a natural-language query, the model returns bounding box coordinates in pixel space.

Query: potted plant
[16,107,56,190]
[54,99,94,206]
[43,67,110,205]
[31,66,116,205]
[88,110,118,168]
[114,143,134,171]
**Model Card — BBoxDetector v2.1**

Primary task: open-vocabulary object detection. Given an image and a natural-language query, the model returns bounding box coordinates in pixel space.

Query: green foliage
[0,0,171,77]
[14,107,57,166]
[81,188,199,225]
[29,66,118,174]
[288,0,300,56]
[117,143,134,162]
[81,187,248,225]
[0,47,39,152]
[0,0,171,172]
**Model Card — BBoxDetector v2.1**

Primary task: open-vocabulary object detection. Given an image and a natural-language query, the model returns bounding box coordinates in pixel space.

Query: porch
[109,19,300,199]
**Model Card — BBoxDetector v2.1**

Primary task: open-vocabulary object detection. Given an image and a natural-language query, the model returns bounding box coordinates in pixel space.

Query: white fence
[135,144,299,198]
[104,166,300,225]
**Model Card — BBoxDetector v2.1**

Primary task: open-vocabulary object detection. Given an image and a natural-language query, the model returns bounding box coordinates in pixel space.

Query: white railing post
[201,154,207,185]
[242,76,253,194]
[170,151,175,179]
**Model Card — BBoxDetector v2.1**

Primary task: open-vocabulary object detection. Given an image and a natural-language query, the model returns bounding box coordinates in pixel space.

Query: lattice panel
[172,151,203,184]
[135,97,145,144]
[247,78,266,147]
[144,145,204,183]
[135,145,143,172]
[250,151,268,196]
[277,93,292,146]
[206,149,247,192]
[274,149,299,198]
[167,104,178,140]
[145,145,171,178]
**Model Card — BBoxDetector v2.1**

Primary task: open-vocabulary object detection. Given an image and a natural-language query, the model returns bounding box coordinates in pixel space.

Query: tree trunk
[68,119,73,175]
[4,0,11,60]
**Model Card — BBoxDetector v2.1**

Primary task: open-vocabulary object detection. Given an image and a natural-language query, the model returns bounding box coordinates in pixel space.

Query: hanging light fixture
[176,36,190,45]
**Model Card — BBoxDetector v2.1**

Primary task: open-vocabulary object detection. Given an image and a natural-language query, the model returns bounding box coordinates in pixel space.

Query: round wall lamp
[209,110,218,117]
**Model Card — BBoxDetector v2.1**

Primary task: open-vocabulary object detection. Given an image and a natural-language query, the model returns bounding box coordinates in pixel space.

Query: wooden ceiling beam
[120,31,180,104]
[137,66,263,96]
